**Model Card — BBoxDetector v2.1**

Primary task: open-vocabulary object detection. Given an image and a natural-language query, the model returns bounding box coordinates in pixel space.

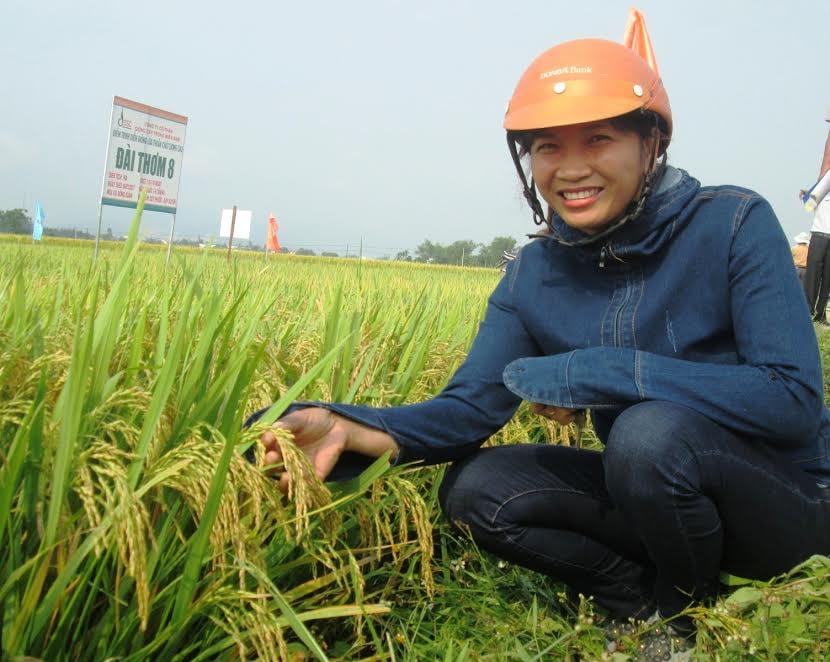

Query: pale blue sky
[2,0,828,256]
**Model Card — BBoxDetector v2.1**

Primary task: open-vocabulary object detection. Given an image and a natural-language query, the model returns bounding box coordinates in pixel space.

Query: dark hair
[609,109,667,141]
[511,109,669,158]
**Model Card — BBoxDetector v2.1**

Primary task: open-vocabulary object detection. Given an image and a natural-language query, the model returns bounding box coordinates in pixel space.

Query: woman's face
[529,121,653,235]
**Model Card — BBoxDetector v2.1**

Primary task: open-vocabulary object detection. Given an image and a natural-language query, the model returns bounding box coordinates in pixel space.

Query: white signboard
[101,96,187,214]
[219,209,252,240]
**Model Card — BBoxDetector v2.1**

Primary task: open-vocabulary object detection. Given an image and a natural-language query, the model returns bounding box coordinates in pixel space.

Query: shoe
[604,618,636,648]
[636,626,693,661]
[604,612,694,662]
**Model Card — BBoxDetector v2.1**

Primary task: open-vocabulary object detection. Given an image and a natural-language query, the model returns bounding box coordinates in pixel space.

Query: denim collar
[545,166,701,261]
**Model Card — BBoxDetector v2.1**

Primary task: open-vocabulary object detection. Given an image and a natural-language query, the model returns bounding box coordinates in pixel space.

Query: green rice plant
[2,219,829,660]
[0,205,465,660]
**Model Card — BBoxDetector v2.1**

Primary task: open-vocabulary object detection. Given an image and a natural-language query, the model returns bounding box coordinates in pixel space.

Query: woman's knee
[604,401,702,499]
[437,459,467,520]
[438,451,500,530]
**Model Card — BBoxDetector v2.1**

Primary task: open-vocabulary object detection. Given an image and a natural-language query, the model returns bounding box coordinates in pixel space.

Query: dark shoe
[637,626,693,661]
[604,612,694,662]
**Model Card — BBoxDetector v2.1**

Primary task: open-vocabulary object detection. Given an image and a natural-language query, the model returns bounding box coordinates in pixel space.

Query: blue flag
[33,201,45,241]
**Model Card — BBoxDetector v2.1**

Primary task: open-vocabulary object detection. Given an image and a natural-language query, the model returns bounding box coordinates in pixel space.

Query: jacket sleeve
[307,255,542,465]
[503,197,826,447]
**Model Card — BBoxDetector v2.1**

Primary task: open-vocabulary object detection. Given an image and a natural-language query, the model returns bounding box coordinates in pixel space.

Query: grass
[1,216,829,661]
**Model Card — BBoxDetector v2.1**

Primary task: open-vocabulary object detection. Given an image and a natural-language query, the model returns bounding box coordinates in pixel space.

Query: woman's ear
[643,128,661,175]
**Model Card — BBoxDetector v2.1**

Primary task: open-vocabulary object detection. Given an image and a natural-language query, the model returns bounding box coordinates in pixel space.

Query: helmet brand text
[539,66,592,79]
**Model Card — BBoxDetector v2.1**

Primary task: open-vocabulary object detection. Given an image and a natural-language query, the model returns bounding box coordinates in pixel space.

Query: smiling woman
[252,11,830,661]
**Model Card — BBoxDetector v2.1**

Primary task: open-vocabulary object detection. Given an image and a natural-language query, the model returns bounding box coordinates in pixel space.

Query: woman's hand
[530,403,584,426]
[260,407,399,494]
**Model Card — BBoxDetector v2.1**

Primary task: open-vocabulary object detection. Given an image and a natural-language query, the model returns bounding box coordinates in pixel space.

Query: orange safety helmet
[505,37,672,235]
[504,38,672,149]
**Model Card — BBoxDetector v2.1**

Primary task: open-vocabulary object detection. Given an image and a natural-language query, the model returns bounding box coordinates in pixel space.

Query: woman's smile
[559,187,603,209]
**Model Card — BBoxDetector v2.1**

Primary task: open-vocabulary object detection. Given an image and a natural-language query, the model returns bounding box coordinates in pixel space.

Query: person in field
[254,17,830,658]
[792,232,810,284]
[803,108,830,325]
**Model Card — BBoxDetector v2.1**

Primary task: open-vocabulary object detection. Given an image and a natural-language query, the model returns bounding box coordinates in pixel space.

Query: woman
[257,31,830,650]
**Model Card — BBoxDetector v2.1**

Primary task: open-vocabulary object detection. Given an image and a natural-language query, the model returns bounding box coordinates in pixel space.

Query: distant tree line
[408,236,518,267]
[0,209,34,235]
[285,236,518,266]
[0,208,98,240]
[0,208,518,267]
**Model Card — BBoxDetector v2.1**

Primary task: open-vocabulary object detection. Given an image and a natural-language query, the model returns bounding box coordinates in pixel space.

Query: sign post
[226,206,237,262]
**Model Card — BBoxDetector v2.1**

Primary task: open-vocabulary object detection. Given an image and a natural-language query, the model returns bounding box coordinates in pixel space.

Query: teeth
[562,189,600,200]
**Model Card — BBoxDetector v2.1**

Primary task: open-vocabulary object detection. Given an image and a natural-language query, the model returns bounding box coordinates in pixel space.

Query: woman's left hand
[530,403,584,425]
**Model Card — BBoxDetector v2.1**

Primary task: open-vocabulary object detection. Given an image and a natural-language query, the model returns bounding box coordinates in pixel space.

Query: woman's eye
[589,134,611,144]
[534,142,559,152]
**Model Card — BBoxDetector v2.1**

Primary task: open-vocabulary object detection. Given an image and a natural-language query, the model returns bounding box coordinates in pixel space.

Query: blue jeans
[438,401,830,624]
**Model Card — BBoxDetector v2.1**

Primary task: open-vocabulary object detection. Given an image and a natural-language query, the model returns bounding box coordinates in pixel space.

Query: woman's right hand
[260,407,399,494]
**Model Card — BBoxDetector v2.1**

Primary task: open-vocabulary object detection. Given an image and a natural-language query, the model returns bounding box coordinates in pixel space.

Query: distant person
[803,109,830,324]
[251,17,830,661]
[793,232,810,283]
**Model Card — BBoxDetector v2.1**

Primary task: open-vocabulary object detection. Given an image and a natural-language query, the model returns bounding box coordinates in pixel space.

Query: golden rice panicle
[366,481,396,558]
[387,476,434,596]
[0,398,32,431]
[206,587,288,662]
[76,457,104,544]
[235,427,293,535]
[243,422,333,548]
[354,478,434,595]
[147,428,296,590]
[153,436,214,517]
[273,428,334,542]
[17,353,59,397]
[348,550,367,639]
[304,540,346,594]
[40,350,73,407]
[148,430,246,568]
[88,386,152,451]
[245,375,285,425]
[143,409,175,470]
[74,441,152,629]
[355,495,384,560]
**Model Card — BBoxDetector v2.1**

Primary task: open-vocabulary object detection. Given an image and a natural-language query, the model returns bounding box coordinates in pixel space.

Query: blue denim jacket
[278,168,830,483]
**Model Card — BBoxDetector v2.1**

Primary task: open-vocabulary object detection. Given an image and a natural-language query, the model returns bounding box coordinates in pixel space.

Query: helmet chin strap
[507,134,547,227]
[509,131,667,247]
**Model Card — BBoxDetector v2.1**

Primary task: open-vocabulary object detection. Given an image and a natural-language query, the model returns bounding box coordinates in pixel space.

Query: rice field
[1,201,829,660]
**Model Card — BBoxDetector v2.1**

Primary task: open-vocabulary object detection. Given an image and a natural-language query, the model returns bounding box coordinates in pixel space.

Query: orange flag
[623,8,659,75]
[267,213,281,252]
